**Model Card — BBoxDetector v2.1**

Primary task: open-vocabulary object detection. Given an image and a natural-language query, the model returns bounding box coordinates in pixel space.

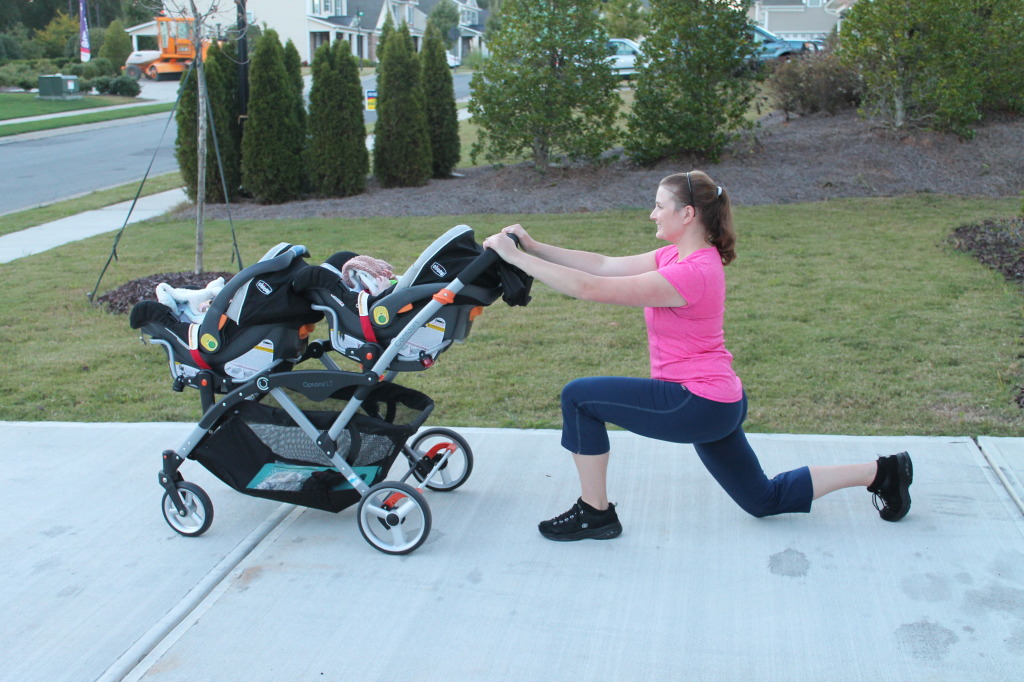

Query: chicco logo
[256,280,273,295]
[430,262,447,278]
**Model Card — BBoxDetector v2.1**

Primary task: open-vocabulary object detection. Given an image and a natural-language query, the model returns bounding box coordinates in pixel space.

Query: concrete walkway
[1,422,1022,681]
[0,188,188,264]
[3,82,1023,681]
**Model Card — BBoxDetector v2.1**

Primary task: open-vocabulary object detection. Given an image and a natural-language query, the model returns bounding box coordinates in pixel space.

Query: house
[245,0,488,64]
[749,0,857,41]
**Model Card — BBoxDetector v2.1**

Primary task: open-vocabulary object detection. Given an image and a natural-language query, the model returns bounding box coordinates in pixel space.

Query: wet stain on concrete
[895,620,957,661]
[769,549,809,578]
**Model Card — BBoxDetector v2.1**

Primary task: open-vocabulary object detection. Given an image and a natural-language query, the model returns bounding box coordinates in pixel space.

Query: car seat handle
[196,244,308,355]
[456,234,520,287]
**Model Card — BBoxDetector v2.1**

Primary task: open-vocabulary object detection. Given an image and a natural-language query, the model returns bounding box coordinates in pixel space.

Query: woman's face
[650,185,689,241]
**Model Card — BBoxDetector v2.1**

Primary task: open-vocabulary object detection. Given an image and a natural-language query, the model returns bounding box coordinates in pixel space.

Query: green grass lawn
[0,92,146,120]
[1,194,1020,437]
[0,102,176,137]
[0,172,184,237]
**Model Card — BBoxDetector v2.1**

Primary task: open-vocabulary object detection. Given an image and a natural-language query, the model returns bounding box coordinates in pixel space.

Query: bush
[106,74,140,97]
[422,21,460,178]
[460,51,487,70]
[0,33,24,62]
[468,0,621,169]
[91,75,114,94]
[837,0,1023,138]
[63,57,116,80]
[769,50,862,118]
[307,40,369,197]
[241,29,306,204]
[99,19,132,72]
[625,0,759,164]
[373,22,432,187]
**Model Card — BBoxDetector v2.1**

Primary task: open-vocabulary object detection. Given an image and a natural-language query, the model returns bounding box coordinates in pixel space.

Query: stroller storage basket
[192,382,433,512]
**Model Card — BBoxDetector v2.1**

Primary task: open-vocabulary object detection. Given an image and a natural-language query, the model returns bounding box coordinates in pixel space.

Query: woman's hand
[483,227,524,261]
[500,224,535,251]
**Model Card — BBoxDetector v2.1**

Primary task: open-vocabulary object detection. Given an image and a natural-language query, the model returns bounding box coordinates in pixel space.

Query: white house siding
[246,0,315,61]
[750,1,848,40]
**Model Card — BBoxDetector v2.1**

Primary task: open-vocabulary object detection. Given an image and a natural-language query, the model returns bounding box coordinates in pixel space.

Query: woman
[482,171,913,542]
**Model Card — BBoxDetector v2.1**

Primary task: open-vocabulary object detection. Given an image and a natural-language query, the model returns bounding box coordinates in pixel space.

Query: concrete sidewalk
[1,421,1022,681]
[0,188,188,264]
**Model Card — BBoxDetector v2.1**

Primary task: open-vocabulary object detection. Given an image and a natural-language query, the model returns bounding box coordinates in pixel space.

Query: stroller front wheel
[357,481,431,555]
[161,482,214,537]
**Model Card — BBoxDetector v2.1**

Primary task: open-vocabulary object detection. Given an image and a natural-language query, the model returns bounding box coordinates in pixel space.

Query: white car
[446,51,461,68]
[606,38,642,78]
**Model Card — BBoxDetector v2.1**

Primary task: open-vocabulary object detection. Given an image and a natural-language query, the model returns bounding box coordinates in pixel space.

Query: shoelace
[551,504,582,525]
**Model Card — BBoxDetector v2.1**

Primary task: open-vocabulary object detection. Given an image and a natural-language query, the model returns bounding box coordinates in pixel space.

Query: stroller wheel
[406,427,474,492]
[357,481,431,555]
[161,482,214,537]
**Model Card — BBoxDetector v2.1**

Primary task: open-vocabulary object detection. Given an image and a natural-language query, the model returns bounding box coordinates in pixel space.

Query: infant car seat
[293,225,506,371]
[130,243,323,387]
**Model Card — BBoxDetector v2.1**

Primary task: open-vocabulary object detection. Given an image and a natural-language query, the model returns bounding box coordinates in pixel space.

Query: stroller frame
[148,230,505,554]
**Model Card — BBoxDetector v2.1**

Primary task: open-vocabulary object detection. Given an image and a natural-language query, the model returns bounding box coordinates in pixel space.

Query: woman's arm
[483,231,685,308]
[501,224,657,277]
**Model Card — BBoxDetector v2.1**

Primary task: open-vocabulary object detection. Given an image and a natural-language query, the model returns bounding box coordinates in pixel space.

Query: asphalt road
[0,70,473,216]
[0,115,181,216]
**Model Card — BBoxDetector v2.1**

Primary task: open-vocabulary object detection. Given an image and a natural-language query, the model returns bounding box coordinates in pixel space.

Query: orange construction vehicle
[124,16,211,81]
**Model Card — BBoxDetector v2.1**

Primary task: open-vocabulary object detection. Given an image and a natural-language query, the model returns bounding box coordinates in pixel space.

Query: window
[312,0,321,14]
[806,0,823,7]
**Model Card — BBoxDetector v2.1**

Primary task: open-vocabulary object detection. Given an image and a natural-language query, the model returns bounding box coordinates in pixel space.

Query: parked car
[446,51,461,68]
[749,26,821,62]
[606,38,643,79]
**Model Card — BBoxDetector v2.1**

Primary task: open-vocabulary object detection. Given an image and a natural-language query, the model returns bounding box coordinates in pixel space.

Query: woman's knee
[560,376,598,410]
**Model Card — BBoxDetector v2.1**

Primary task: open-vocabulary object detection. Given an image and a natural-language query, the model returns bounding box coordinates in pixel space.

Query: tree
[33,10,78,58]
[175,51,237,204]
[422,21,460,178]
[429,0,460,50]
[376,11,395,70]
[373,22,432,188]
[602,0,646,40]
[307,39,369,197]
[840,0,1024,138]
[283,37,308,190]
[206,40,243,199]
[468,0,621,169]
[242,28,305,203]
[624,0,758,165]
[283,37,306,131]
[201,43,240,203]
[98,19,131,70]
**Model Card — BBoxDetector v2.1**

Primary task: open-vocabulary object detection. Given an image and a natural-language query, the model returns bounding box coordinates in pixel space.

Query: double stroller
[130,225,529,554]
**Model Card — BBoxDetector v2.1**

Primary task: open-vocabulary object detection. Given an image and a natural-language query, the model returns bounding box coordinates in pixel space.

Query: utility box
[37,75,82,100]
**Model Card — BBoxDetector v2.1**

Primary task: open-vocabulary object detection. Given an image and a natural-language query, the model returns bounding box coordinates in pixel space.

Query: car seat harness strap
[357,291,379,344]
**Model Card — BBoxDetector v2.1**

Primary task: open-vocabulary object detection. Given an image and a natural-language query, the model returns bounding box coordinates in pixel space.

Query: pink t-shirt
[644,245,743,403]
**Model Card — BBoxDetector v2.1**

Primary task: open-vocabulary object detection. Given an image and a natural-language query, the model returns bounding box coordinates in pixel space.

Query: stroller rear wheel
[357,481,431,554]
[162,482,214,537]
[406,427,474,492]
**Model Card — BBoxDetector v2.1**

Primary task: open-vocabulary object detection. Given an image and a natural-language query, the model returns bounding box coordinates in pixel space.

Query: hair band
[716,186,723,197]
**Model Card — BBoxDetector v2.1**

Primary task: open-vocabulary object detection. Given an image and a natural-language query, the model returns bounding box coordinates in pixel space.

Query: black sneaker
[867,452,913,522]
[538,498,623,541]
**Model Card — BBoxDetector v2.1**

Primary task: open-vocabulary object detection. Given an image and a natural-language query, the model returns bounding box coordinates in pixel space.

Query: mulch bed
[96,271,234,314]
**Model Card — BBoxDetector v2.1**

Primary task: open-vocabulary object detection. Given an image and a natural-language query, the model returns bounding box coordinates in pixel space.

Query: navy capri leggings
[560,376,813,518]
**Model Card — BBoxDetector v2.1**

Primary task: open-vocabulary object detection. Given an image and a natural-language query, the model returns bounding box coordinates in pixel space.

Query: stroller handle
[198,245,309,355]
[457,233,520,287]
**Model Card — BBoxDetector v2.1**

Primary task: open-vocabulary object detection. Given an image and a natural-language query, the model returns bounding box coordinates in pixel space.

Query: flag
[79,0,91,62]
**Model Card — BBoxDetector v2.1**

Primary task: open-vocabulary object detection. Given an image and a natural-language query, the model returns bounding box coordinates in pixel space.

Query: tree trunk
[192,2,206,274]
